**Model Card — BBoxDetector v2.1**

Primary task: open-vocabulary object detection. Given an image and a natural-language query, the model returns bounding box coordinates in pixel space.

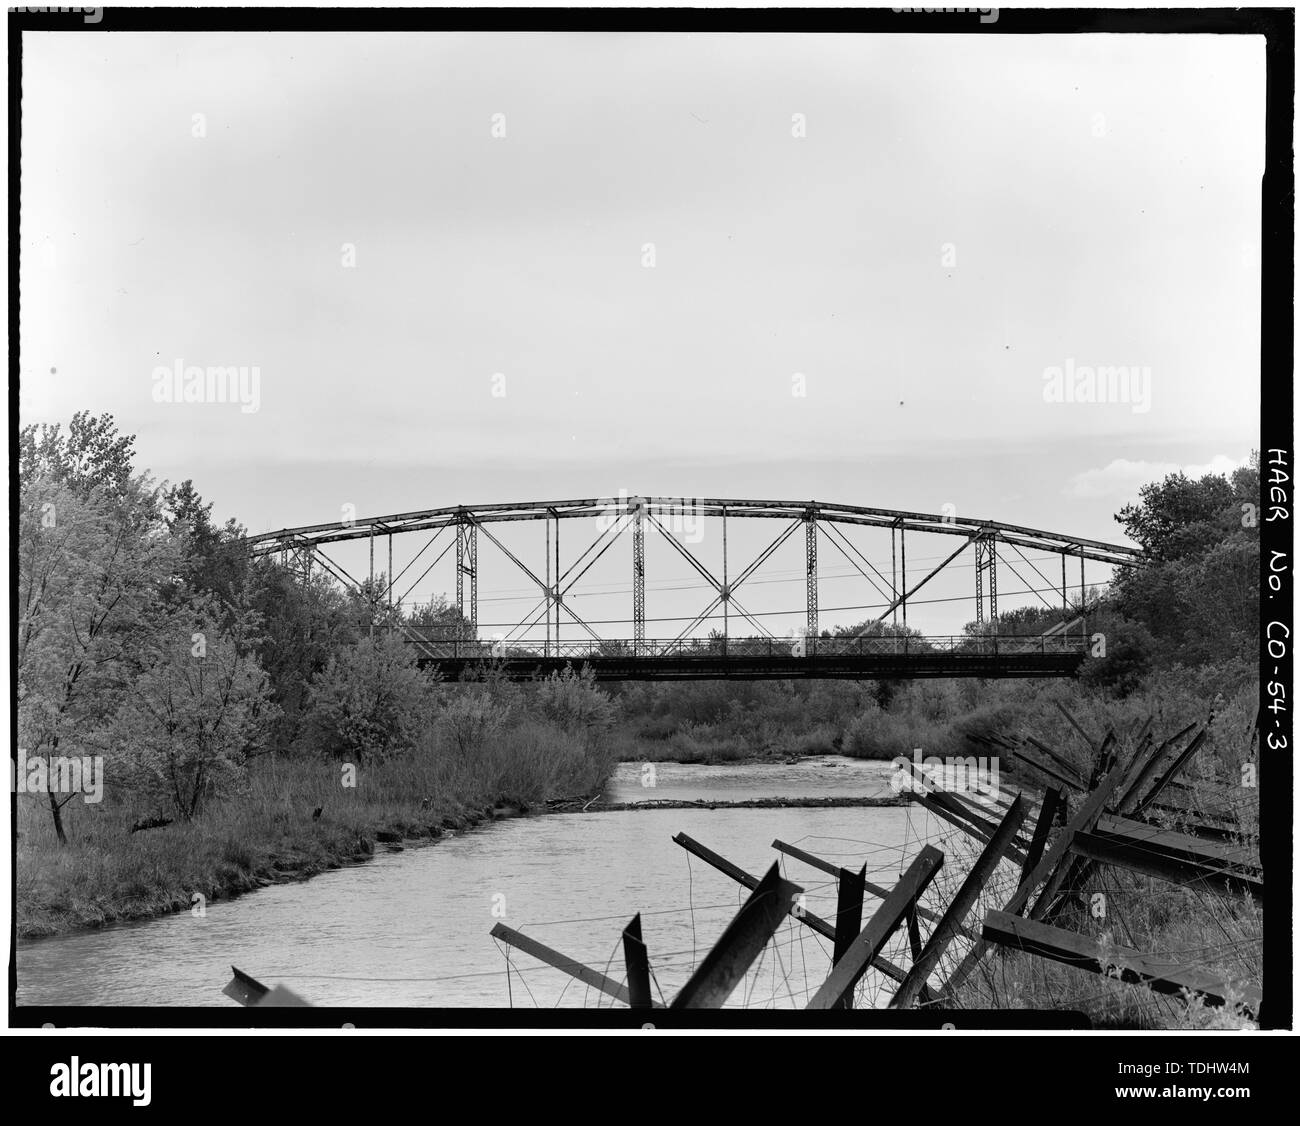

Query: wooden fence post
[671,862,801,1009]
[622,913,652,1011]
[807,846,945,1010]
[890,796,1027,1010]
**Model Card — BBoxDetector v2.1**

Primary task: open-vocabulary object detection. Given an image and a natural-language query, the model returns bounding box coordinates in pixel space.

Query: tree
[110,601,277,820]
[17,473,175,843]
[162,479,249,607]
[303,631,438,762]
[438,689,511,757]
[247,562,362,751]
[1116,470,1237,563]
[20,411,139,507]
[533,666,618,734]
[1077,611,1156,697]
[1111,457,1260,668]
[346,574,407,633]
[407,594,474,639]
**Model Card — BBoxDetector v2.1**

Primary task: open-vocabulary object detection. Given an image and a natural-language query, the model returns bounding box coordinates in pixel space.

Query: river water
[17,756,992,1009]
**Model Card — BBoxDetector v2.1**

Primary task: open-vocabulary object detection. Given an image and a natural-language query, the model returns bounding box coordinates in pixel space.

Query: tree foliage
[303,631,438,762]
[17,466,175,843]
[1111,455,1260,667]
[109,601,276,820]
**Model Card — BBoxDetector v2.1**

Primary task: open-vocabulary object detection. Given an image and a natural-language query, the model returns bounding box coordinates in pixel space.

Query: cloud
[1064,454,1249,500]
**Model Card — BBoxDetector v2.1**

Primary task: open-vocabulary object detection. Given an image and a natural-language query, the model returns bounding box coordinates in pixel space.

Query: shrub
[532,665,618,734]
[437,688,511,756]
[302,631,437,762]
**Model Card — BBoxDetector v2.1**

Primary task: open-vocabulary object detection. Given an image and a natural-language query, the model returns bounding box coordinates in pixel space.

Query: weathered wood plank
[223,965,270,1007]
[1116,722,1198,814]
[1023,736,1086,787]
[890,796,1028,1009]
[832,866,866,1010]
[771,839,977,941]
[981,909,1262,1018]
[936,768,1124,1000]
[671,862,801,1008]
[1012,746,1086,794]
[491,923,661,1007]
[912,792,1029,866]
[1086,731,1117,791]
[1018,787,1063,889]
[622,913,652,1010]
[1071,832,1263,902]
[677,832,912,984]
[1131,730,1208,816]
[1094,814,1259,870]
[807,846,945,1010]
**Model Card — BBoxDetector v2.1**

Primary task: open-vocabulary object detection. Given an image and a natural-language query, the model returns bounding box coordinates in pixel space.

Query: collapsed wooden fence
[482,705,1261,1018]
[222,706,1260,1019]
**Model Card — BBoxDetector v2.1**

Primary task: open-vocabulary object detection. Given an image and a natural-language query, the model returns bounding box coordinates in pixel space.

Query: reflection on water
[18,756,1002,1009]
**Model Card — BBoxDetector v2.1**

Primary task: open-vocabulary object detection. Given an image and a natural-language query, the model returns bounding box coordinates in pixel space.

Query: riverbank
[16,749,601,940]
[547,793,909,812]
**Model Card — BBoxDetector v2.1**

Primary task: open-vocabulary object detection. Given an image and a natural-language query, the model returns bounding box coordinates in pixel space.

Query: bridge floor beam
[414,654,1086,682]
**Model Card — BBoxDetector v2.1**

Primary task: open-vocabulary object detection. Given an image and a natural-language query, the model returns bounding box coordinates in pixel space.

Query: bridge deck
[406,635,1088,681]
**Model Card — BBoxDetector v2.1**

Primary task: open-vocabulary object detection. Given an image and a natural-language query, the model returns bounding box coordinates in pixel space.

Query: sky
[19,31,1264,639]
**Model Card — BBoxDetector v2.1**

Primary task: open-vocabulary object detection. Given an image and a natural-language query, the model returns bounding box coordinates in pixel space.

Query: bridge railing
[401,633,1089,661]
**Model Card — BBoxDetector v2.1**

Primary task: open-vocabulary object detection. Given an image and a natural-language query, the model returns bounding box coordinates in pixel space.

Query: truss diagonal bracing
[245,497,1141,681]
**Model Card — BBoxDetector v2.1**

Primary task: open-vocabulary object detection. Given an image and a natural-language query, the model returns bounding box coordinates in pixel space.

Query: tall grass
[946,844,1261,1029]
[17,716,613,938]
[937,712,1262,1030]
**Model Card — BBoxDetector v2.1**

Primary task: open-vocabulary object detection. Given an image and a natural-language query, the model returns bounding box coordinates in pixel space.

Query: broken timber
[222,965,312,1007]
[622,914,653,1010]
[673,831,917,989]
[982,910,1262,1020]
[1017,787,1063,889]
[490,922,665,1008]
[771,837,978,943]
[807,845,945,1009]
[223,965,270,1007]
[1071,831,1263,902]
[671,862,801,1008]
[937,767,1125,1000]
[890,795,1028,1010]
[832,866,867,1010]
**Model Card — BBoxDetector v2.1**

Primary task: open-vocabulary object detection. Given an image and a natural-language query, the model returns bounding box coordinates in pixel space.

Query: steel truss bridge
[246,498,1142,681]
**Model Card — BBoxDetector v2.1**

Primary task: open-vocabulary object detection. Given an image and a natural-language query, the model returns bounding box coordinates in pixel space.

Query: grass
[934,733,1262,1030]
[17,718,615,938]
[947,853,1262,1029]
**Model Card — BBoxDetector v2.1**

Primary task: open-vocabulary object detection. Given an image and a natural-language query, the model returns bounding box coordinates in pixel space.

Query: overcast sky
[20,31,1263,637]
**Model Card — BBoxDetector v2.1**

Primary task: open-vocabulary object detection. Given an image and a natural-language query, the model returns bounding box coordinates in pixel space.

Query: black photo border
[7,5,1293,1036]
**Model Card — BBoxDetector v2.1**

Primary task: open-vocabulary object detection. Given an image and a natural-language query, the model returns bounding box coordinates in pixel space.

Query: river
[17,755,990,1009]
